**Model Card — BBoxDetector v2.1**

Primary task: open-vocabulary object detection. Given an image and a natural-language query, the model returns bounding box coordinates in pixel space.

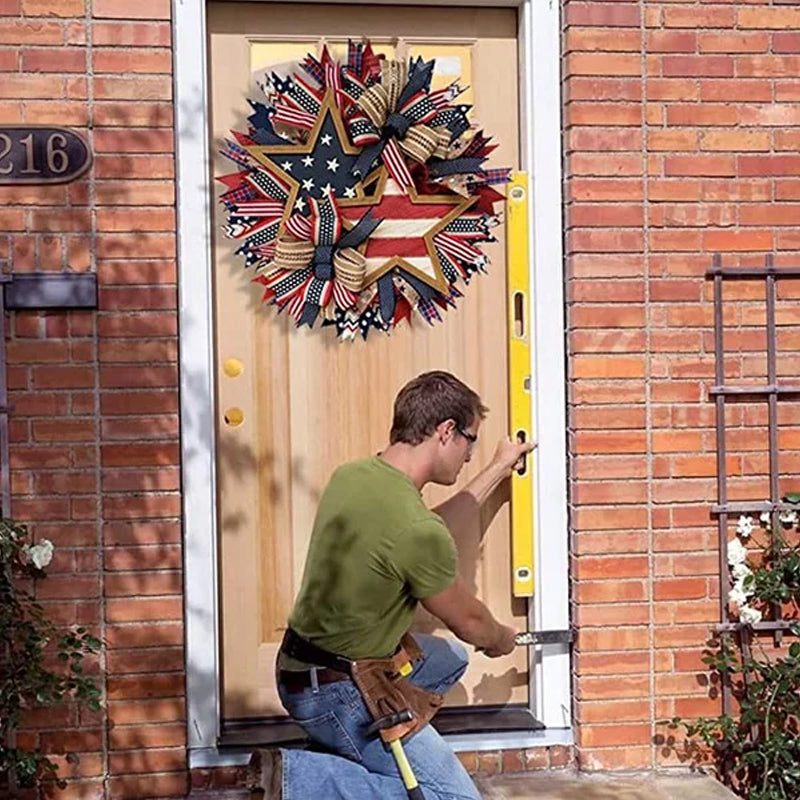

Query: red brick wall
[566,0,800,771]
[2,1,184,798]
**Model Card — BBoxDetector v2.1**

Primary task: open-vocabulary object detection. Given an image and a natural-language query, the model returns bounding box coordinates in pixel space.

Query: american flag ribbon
[380,138,414,188]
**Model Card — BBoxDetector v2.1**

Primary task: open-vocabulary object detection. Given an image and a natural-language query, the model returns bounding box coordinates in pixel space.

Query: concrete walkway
[476,771,737,800]
[196,770,738,799]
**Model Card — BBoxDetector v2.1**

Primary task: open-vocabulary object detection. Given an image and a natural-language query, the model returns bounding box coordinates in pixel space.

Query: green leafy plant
[0,518,102,790]
[665,494,800,800]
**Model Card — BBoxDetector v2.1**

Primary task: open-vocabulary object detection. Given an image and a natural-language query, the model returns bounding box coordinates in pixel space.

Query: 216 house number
[0,126,92,185]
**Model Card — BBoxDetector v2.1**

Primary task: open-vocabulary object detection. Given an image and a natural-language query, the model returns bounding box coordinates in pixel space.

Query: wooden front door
[208,1,526,721]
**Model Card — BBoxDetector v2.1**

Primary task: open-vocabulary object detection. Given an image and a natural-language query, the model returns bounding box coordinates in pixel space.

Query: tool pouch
[351,633,444,743]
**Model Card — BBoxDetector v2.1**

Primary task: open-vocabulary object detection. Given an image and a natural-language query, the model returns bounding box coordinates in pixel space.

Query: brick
[21,48,85,72]
[575,556,648,581]
[96,233,175,260]
[700,131,770,152]
[663,155,736,177]
[737,55,800,78]
[567,77,641,102]
[567,102,641,127]
[774,33,800,54]
[566,53,641,78]
[32,420,95,442]
[107,773,188,799]
[99,365,177,389]
[0,73,63,98]
[0,20,63,45]
[94,129,174,153]
[93,76,172,101]
[108,698,184,726]
[663,7,734,29]
[662,55,733,78]
[94,103,173,128]
[109,724,185,751]
[96,209,176,233]
[572,355,646,379]
[108,668,184,700]
[93,48,172,74]
[565,3,640,27]
[738,7,800,29]
[105,571,181,596]
[97,313,177,338]
[101,442,179,467]
[93,0,170,19]
[703,230,773,252]
[580,724,651,748]
[106,597,182,624]
[30,209,92,233]
[92,21,171,46]
[565,28,641,53]
[573,506,648,531]
[654,578,707,601]
[23,0,84,14]
[103,494,181,520]
[106,647,183,675]
[94,154,175,179]
[31,366,94,389]
[573,432,647,455]
[700,79,772,103]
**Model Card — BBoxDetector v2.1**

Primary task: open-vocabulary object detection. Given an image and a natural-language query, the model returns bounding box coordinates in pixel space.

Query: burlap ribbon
[351,59,451,181]
[273,234,366,292]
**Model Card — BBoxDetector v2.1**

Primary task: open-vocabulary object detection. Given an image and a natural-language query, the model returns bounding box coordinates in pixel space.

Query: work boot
[247,748,282,799]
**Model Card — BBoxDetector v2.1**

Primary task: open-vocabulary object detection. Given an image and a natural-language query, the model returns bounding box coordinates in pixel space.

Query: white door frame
[173,0,569,766]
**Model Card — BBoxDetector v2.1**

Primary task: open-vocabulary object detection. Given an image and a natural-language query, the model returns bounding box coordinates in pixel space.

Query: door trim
[174,0,569,761]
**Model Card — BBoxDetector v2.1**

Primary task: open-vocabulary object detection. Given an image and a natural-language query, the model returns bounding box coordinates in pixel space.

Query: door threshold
[192,724,572,769]
[201,706,561,768]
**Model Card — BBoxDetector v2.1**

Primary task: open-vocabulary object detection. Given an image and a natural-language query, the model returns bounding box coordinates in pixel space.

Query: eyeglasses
[456,426,478,447]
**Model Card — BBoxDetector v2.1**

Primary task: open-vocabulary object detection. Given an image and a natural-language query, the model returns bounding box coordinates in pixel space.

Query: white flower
[729,571,754,603]
[727,538,748,567]
[731,562,752,581]
[736,515,755,538]
[25,539,54,570]
[779,510,798,527]
[739,605,763,626]
[729,585,750,607]
[759,510,771,525]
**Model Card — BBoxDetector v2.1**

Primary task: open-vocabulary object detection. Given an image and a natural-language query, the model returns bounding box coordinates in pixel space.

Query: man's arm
[432,438,534,547]
[421,577,517,658]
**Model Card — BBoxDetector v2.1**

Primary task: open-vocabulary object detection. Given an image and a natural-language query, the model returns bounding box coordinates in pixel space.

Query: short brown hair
[390,371,488,445]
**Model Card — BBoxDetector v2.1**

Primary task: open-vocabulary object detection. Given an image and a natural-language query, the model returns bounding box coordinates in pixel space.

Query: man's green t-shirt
[283,456,457,667]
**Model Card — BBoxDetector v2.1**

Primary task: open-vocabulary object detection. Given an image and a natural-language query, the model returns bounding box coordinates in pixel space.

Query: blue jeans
[277,634,480,800]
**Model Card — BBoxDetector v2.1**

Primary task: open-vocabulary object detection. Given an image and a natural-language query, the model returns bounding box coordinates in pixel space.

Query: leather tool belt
[281,628,444,743]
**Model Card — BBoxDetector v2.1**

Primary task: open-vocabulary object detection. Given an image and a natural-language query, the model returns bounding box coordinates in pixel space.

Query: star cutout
[339,168,477,294]
[326,158,340,173]
[321,183,334,196]
[294,197,306,212]
[244,92,374,228]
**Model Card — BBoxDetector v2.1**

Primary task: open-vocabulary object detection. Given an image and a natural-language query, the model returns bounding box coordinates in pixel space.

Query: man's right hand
[482,624,518,658]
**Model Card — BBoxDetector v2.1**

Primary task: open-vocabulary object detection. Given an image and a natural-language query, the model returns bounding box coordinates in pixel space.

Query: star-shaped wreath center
[244,91,371,225]
[338,167,477,294]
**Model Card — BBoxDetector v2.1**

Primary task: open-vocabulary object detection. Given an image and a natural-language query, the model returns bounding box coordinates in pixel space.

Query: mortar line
[640,0,656,771]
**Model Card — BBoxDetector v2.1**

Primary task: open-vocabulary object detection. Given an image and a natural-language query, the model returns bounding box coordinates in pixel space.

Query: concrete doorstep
[475,770,738,800]
[198,769,739,800]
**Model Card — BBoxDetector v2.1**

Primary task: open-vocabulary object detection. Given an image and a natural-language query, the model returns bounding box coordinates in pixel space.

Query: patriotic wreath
[219,40,509,340]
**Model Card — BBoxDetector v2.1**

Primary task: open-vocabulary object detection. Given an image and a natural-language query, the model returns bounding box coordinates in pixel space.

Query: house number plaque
[0,126,92,185]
